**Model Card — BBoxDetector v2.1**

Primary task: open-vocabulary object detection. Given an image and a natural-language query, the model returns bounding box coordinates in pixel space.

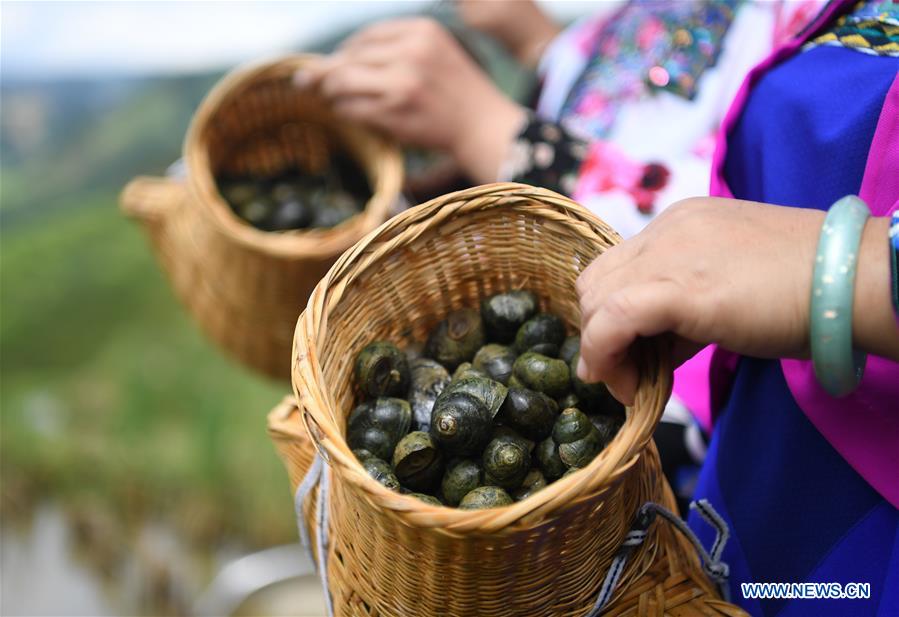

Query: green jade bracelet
[810,195,870,397]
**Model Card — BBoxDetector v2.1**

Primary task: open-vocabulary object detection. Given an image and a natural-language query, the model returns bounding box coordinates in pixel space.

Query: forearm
[457,0,562,70]
[506,16,563,68]
[452,99,526,185]
[853,216,899,360]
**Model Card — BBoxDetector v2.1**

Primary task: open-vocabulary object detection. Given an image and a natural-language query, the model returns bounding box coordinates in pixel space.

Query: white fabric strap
[294,454,322,564]
[165,158,187,180]
[586,498,732,616]
[294,453,334,617]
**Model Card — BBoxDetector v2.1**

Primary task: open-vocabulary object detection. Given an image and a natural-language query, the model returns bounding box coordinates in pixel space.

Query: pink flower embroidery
[573,16,609,54]
[636,17,666,50]
[599,35,621,57]
[575,92,609,116]
[574,141,670,214]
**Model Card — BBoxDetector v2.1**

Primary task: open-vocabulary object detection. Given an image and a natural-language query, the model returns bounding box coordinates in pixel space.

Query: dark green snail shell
[458,486,514,510]
[536,436,566,481]
[347,397,412,439]
[237,197,275,229]
[362,457,401,491]
[513,313,566,354]
[480,290,538,343]
[498,387,558,441]
[270,180,298,204]
[512,468,547,501]
[347,426,393,461]
[562,466,582,478]
[269,197,314,231]
[569,352,626,419]
[472,344,517,385]
[429,391,492,456]
[508,374,525,389]
[482,436,531,490]
[512,352,571,399]
[407,358,451,432]
[490,425,535,454]
[425,308,485,370]
[221,179,257,205]
[352,448,376,462]
[311,190,359,228]
[558,427,604,468]
[347,398,412,460]
[559,335,581,365]
[392,431,444,492]
[528,342,559,357]
[441,458,483,506]
[355,341,410,398]
[589,413,623,448]
[552,408,593,444]
[409,492,443,506]
[558,393,580,411]
[452,362,487,383]
[438,375,508,420]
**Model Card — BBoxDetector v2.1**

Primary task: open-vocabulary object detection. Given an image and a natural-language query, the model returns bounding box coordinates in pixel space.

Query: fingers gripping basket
[120,55,403,380]
[288,182,711,616]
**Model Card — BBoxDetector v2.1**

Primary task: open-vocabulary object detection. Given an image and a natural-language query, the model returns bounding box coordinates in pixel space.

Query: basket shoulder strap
[294,453,335,617]
[587,498,732,616]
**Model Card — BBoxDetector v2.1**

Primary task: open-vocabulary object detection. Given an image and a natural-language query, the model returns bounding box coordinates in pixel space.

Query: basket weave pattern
[269,398,748,617]
[289,183,681,615]
[120,55,403,380]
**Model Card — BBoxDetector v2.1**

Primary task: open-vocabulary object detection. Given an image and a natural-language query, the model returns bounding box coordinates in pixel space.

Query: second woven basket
[120,55,404,380]
[289,183,686,615]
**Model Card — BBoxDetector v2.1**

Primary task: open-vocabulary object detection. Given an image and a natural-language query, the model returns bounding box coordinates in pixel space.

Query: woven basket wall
[269,398,748,617]
[120,55,403,380]
[285,182,715,616]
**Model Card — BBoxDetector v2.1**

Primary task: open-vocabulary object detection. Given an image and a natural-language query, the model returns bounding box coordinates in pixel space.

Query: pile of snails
[349,290,625,509]
[218,152,370,231]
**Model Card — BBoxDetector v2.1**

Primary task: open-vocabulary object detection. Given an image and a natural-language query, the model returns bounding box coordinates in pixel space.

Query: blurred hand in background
[456,0,561,68]
[296,17,526,184]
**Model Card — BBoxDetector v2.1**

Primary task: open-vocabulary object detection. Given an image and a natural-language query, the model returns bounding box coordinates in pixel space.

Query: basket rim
[267,394,305,441]
[183,53,404,259]
[291,182,672,534]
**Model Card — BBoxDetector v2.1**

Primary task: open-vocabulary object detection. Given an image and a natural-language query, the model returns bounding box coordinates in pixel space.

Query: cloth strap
[586,498,731,616]
[294,453,334,617]
[295,455,730,617]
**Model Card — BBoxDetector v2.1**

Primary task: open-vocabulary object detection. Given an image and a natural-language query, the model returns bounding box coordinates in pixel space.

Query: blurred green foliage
[1,72,292,550]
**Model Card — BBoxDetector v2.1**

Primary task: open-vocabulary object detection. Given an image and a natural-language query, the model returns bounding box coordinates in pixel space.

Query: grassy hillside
[1,68,294,552]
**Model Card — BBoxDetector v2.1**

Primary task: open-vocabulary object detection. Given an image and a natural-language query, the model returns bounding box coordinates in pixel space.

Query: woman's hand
[296,18,526,184]
[576,197,897,405]
[456,0,562,67]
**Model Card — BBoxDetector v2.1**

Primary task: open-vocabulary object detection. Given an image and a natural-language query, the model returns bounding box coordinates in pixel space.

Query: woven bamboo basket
[277,183,746,616]
[120,55,404,380]
[268,398,747,617]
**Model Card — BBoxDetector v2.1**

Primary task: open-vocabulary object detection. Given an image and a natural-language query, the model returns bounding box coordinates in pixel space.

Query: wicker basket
[120,55,404,380]
[269,398,748,617]
[280,182,742,616]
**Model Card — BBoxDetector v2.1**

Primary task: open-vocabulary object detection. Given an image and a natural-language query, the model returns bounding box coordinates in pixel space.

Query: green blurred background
[0,2,579,614]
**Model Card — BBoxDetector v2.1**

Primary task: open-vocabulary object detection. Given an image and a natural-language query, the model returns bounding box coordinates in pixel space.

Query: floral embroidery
[575,142,670,215]
[505,114,670,214]
[560,0,743,140]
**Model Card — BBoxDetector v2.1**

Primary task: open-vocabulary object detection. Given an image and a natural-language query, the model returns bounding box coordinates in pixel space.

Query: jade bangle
[810,195,870,397]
